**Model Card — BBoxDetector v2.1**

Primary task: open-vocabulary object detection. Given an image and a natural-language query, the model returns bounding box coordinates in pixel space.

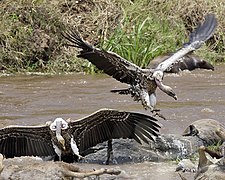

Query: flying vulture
[0,109,160,163]
[62,14,217,115]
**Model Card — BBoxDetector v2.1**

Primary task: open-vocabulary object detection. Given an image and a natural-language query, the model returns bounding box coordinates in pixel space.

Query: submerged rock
[82,134,202,164]
[83,119,225,164]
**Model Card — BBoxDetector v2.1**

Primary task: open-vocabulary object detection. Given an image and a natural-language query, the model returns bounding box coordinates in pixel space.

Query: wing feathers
[134,126,154,143]
[130,113,160,135]
[133,134,142,144]
[155,14,217,72]
[71,109,160,152]
[62,30,93,51]
[133,119,158,141]
[63,29,142,85]
[0,126,55,158]
[188,14,217,47]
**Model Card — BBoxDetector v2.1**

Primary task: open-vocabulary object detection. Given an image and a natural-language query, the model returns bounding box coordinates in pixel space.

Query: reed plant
[101,0,225,69]
[102,15,185,68]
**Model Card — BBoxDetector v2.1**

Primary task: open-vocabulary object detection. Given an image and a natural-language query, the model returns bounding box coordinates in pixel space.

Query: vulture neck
[55,121,66,150]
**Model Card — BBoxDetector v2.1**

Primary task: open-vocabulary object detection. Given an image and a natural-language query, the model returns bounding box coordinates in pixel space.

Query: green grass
[0,0,224,73]
[206,140,223,152]
[101,15,185,68]
[99,0,224,69]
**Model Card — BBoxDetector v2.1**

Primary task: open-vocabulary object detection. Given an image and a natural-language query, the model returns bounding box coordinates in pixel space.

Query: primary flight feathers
[156,14,217,72]
[188,14,217,48]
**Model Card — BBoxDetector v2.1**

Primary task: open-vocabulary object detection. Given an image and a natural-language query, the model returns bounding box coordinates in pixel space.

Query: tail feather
[110,89,131,95]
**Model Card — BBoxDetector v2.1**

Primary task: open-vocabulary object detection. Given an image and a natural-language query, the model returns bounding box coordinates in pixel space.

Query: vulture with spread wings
[63,14,217,115]
[0,109,160,164]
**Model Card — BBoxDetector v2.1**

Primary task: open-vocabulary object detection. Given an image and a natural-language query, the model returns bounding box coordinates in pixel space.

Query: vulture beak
[56,121,66,150]
[155,78,177,100]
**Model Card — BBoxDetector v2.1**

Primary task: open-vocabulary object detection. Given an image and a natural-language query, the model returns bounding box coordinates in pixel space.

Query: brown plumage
[62,14,217,114]
[0,109,160,163]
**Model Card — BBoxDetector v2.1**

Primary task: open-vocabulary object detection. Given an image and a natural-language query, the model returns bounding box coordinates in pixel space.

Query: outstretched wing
[0,125,55,158]
[70,109,160,152]
[148,53,214,73]
[62,30,143,85]
[155,14,217,72]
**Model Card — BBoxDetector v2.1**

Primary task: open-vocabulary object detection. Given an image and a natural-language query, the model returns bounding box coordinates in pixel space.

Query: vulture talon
[151,109,166,120]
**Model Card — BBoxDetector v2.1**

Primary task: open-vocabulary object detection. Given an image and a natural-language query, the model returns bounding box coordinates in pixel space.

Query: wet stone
[81,135,203,164]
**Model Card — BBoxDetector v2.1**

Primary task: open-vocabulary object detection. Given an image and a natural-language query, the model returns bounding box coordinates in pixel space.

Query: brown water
[0,65,225,179]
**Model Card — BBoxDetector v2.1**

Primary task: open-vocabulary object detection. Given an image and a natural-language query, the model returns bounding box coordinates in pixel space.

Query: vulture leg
[106,139,113,165]
[149,92,157,109]
[149,93,166,120]
[53,144,62,161]
[151,110,166,120]
[140,89,153,111]
[198,146,210,169]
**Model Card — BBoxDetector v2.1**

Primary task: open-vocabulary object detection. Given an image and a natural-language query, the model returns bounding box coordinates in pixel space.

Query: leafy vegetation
[0,0,121,73]
[102,12,185,68]
[102,0,225,68]
[0,0,224,73]
[206,140,223,152]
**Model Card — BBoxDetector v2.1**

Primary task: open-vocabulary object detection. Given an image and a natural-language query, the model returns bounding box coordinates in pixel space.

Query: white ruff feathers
[71,137,83,159]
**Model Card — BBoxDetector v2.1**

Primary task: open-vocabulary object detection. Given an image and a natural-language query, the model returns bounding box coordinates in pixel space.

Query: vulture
[0,109,160,164]
[62,14,217,116]
[148,53,214,73]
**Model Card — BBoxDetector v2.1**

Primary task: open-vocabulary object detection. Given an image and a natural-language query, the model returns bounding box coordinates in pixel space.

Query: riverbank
[1,0,224,74]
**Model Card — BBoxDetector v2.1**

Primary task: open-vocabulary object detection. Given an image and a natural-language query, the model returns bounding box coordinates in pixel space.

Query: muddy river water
[0,64,225,179]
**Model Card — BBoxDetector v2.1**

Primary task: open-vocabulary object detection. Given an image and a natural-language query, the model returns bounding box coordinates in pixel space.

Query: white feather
[156,46,193,72]
[52,143,62,161]
[71,137,80,157]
